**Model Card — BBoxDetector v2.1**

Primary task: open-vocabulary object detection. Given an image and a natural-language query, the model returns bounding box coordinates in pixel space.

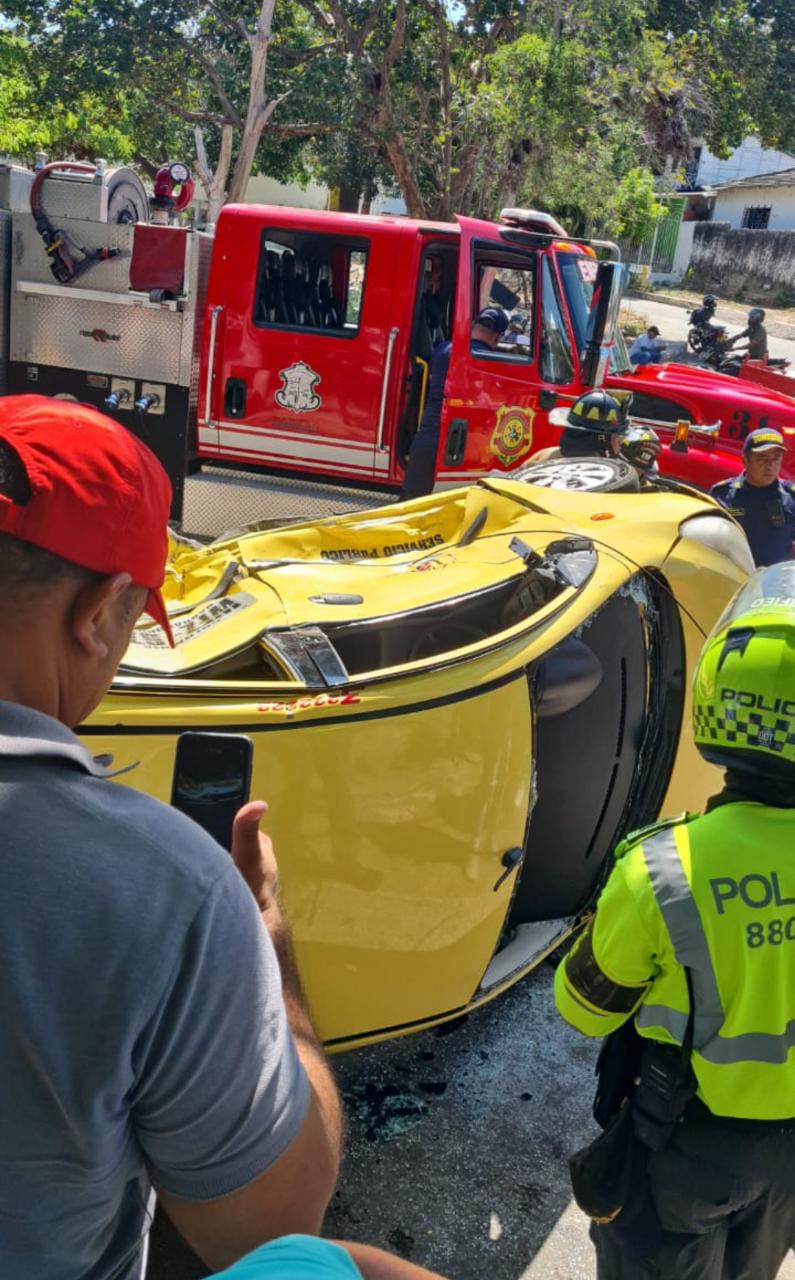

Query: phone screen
[171,732,254,851]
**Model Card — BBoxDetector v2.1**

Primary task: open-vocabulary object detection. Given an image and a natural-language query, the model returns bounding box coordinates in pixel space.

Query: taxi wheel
[514,456,640,493]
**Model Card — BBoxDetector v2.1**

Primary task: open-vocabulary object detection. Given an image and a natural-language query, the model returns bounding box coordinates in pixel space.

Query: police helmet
[621,424,661,475]
[748,307,765,324]
[692,563,795,784]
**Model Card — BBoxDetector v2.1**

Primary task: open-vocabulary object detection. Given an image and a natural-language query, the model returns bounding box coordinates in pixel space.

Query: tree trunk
[382,132,428,218]
[226,0,279,206]
[194,123,234,227]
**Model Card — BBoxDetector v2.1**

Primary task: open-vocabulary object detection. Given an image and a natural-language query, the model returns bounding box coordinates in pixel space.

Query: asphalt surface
[148,963,602,1280]
[148,961,795,1279]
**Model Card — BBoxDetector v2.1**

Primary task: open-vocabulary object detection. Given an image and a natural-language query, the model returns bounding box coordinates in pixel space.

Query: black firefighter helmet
[621,423,661,476]
[550,390,632,457]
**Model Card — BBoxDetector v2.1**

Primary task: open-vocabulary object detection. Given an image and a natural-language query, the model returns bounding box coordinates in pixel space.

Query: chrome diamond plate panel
[10,292,190,382]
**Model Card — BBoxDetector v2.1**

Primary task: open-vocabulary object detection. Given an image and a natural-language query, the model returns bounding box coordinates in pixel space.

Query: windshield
[557,251,630,375]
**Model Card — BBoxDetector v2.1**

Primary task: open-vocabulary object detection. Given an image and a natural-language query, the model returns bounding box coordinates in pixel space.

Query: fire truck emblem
[275,361,322,413]
[490,405,534,466]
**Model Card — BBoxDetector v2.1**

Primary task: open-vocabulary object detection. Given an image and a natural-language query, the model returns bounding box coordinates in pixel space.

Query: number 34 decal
[728,411,769,440]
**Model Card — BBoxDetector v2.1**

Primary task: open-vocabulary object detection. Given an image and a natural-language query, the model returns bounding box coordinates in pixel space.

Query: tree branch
[176,34,243,127]
[133,152,160,178]
[205,0,251,45]
[267,121,334,137]
[152,98,225,126]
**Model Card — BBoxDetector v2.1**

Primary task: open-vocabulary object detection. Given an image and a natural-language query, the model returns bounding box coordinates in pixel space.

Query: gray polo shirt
[0,702,309,1280]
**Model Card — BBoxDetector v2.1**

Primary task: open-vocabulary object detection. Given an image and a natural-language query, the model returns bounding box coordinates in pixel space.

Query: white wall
[712,185,795,231]
[244,174,330,209]
[695,136,795,187]
[242,174,408,216]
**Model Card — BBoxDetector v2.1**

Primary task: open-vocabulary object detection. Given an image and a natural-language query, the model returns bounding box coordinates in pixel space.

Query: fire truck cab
[198,203,795,491]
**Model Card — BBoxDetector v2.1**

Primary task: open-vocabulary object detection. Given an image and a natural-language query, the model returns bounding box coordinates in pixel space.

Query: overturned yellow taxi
[82,478,752,1048]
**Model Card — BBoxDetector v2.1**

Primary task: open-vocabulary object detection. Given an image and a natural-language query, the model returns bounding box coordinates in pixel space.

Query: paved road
[148,963,795,1280]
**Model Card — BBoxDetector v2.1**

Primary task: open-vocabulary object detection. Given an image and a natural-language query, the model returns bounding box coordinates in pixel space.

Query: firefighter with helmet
[535,389,632,464]
[555,561,795,1278]
[620,423,661,484]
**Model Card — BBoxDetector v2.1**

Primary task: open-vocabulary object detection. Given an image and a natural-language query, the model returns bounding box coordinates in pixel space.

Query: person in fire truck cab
[533,389,631,464]
[400,306,509,500]
[711,427,795,567]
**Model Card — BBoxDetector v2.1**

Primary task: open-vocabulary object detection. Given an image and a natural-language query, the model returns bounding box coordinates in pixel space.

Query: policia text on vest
[554,561,795,1280]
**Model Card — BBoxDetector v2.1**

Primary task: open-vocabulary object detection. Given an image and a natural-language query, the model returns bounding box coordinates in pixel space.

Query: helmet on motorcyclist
[748,307,765,325]
[703,294,718,309]
[621,424,661,477]
[692,563,795,786]
[551,389,632,457]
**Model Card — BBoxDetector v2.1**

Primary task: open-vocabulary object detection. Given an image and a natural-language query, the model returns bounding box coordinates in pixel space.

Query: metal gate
[650,198,685,273]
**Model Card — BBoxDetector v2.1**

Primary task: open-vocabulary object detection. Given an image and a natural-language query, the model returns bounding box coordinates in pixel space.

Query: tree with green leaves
[1,0,335,221]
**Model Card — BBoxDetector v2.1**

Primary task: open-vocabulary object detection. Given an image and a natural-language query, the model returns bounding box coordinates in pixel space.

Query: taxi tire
[514,456,640,494]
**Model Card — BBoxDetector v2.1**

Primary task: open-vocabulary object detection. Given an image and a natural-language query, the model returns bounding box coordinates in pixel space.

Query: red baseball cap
[0,396,174,645]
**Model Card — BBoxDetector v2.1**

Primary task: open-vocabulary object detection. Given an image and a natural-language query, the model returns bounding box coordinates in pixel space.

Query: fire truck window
[254,232,369,336]
[345,251,367,326]
[474,258,534,361]
[540,258,575,384]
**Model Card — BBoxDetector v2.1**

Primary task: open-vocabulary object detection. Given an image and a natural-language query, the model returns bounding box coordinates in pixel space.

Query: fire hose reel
[29,160,147,285]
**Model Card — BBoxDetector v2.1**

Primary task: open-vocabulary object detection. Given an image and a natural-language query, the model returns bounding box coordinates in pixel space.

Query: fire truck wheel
[514,456,640,493]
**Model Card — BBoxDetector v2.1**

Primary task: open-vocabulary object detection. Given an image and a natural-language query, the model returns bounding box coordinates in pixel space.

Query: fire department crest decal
[275,361,322,413]
[490,405,534,466]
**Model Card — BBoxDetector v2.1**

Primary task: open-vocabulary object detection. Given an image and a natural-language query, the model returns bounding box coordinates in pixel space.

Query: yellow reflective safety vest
[555,802,795,1120]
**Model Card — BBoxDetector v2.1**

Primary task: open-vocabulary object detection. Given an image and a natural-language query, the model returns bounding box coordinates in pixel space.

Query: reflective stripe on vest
[637,828,794,1065]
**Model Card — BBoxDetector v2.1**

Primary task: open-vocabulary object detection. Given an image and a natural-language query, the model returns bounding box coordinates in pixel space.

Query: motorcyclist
[727,307,768,362]
[688,294,718,329]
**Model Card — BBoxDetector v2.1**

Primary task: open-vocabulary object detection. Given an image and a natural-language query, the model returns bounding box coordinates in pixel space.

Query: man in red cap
[0,397,344,1280]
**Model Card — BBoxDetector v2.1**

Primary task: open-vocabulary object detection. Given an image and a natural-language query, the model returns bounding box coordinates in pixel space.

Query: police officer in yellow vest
[556,560,795,1279]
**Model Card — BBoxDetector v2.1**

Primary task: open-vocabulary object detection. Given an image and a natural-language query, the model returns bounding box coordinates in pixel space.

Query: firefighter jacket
[555,803,795,1120]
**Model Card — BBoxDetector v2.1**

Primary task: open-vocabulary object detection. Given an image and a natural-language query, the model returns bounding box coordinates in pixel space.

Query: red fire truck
[2,161,793,522]
[198,203,795,495]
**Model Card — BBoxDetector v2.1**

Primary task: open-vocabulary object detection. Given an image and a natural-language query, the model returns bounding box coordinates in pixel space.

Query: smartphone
[171,732,254,851]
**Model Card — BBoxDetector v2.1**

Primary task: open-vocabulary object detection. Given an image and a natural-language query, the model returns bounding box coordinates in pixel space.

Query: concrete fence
[688,222,795,303]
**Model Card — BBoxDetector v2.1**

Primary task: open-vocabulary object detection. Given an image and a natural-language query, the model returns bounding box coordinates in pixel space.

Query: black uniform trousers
[592,1099,795,1280]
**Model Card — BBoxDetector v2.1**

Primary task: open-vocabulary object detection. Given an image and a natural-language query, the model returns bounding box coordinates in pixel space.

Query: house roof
[712,166,795,193]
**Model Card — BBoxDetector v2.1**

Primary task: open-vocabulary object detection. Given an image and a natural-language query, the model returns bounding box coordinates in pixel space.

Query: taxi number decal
[131,593,256,649]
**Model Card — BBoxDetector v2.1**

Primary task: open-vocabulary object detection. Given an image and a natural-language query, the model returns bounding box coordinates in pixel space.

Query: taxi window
[254,230,368,337]
[473,254,534,361]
